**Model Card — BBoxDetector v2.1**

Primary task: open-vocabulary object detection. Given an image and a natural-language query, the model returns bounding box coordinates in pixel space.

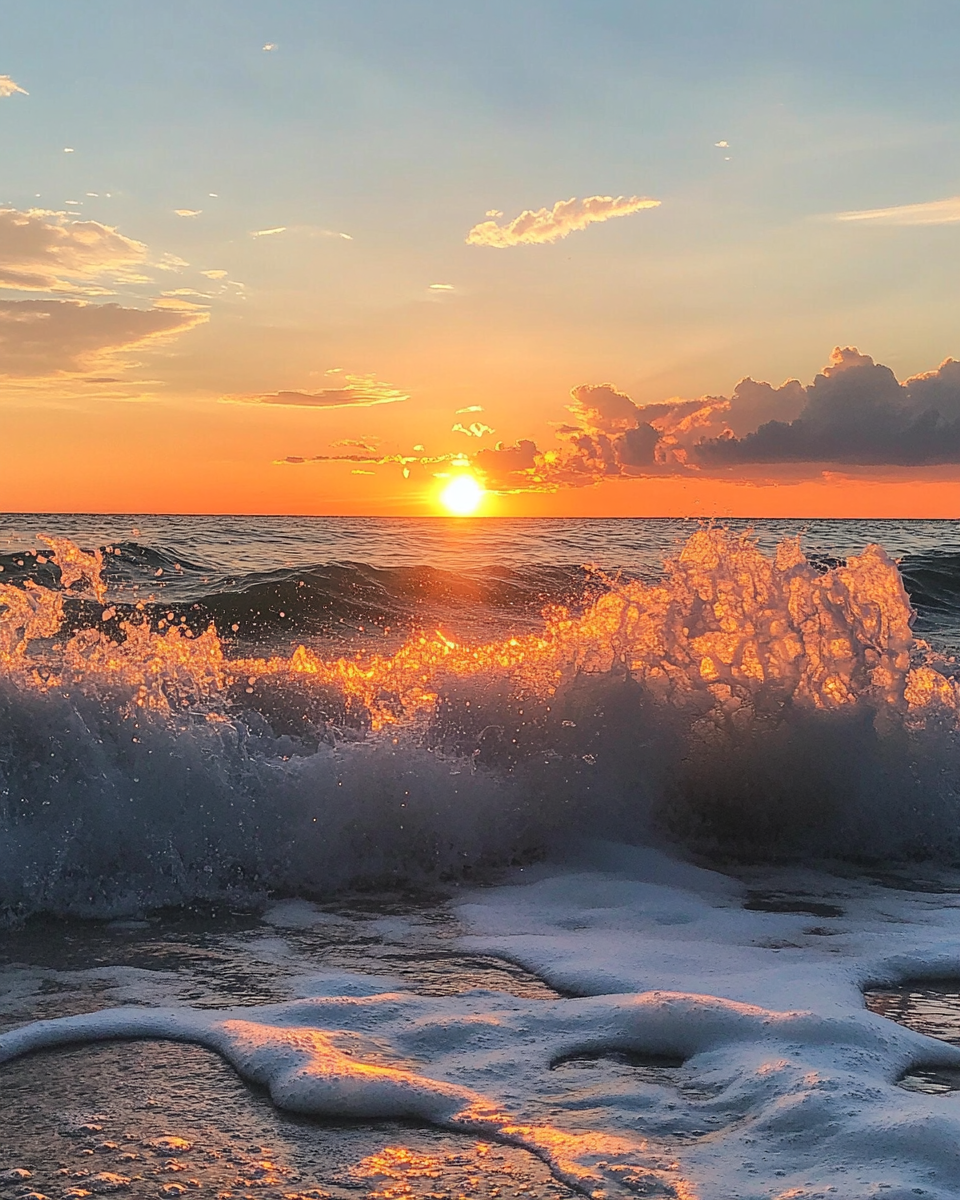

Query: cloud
[251,226,287,238]
[174,209,202,218]
[279,348,960,494]
[473,440,540,488]
[0,208,148,292]
[466,194,660,248]
[0,298,207,377]
[456,405,483,414]
[696,348,960,467]
[832,196,960,226]
[227,373,408,409]
[452,421,494,437]
[462,348,960,492]
[0,76,27,98]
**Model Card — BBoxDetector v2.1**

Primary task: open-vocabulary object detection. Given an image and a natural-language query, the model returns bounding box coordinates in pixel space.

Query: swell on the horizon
[1,528,959,919]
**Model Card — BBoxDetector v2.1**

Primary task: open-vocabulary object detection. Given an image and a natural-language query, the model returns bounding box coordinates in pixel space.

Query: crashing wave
[1,528,959,918]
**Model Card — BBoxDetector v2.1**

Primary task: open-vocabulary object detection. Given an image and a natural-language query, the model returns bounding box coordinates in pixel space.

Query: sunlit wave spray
[1,528,959,918]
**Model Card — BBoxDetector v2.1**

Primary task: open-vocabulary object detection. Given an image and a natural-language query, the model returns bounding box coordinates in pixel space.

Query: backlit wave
[2,528,957,728]
[2,528,960,918]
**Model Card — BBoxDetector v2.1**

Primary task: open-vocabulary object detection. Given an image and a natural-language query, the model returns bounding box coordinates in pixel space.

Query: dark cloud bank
[698,348,960,468]
[475,348,960,491]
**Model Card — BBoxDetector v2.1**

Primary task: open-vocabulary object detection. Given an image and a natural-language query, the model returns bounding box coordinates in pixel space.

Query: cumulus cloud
[466,194,660,248]
[0,208,148,292]
[0,298,207,376]
[460,348,960,492]
[697,347,960,466]
[227,373,408,409]
[0,76,27,98]
[279,348,960,493]
[472,440,540,488]
[832,196,960,226]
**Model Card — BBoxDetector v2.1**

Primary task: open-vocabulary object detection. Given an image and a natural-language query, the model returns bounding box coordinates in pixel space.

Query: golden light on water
[439,474,485,516]
[2,529,959,737]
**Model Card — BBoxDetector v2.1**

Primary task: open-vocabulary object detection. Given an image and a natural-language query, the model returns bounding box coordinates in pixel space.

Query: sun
[439,474,485,516]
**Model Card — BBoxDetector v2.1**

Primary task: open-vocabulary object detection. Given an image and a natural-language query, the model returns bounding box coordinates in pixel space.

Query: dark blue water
[1,516,958,651]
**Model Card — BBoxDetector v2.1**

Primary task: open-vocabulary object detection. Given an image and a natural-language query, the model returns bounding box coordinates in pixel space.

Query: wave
[2,544,597,646]
[899,548,960,623]
[1,528,960,920]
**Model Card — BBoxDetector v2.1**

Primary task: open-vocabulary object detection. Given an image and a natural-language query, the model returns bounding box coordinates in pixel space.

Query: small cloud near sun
[174,209,202,218]
[0,76,28,98]
[456,405,483,414]
[467,194,660,248]
[715,140,729,147]
[262,43,278,51]
[453,421,494,438]
[429,283,454,290]
[251,226,287,238]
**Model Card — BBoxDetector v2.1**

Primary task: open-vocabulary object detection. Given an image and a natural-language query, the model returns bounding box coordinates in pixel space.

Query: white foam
[6,849,960,1196]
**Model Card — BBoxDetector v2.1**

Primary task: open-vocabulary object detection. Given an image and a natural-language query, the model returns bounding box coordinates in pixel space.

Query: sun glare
[439,474,485,516]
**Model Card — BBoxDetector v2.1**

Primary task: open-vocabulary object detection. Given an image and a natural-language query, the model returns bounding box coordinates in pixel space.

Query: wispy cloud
[0,208,148,292]
[0,76,27,98]
[466,194,660,248]
[226,373,408,409]
[832,196,960,226]
[174,209,202,218]
[0,298,206,377]
[250,225,352,241]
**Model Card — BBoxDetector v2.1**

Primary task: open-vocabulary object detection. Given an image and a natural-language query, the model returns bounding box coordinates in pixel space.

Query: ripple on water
[864,980,960,1095]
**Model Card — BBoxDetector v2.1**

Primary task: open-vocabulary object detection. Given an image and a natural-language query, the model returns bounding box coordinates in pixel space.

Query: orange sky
[2,10,960,517]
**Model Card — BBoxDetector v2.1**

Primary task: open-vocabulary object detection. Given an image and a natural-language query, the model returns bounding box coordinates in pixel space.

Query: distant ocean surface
[2,514,959,652]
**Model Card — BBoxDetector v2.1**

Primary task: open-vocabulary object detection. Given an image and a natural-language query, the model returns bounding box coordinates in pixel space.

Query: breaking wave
[2,528,960,919]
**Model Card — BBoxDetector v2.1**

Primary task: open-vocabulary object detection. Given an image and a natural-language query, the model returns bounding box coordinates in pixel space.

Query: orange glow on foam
[2,529,958,736]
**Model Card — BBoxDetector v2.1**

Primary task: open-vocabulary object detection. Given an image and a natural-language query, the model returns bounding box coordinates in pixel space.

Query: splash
[2,527,956,729]
[2,528,960,918]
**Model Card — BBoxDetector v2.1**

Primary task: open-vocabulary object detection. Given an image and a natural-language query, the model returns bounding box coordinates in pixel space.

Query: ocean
[2,515,960,1199]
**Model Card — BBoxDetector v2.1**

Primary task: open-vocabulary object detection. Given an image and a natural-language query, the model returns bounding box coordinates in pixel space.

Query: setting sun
[439,474,485,516]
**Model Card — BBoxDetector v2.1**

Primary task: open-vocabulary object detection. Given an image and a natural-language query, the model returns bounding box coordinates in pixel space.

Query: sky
[1,0,959,517]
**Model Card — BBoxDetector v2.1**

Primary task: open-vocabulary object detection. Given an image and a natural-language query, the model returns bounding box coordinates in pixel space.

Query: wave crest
[1,527,959,918]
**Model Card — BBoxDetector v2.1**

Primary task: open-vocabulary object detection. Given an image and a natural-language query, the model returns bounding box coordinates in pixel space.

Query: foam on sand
[5,846,960,1197]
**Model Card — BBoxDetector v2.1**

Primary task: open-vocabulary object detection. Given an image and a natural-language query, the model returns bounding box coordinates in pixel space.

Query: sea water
[2,516,960,1199]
